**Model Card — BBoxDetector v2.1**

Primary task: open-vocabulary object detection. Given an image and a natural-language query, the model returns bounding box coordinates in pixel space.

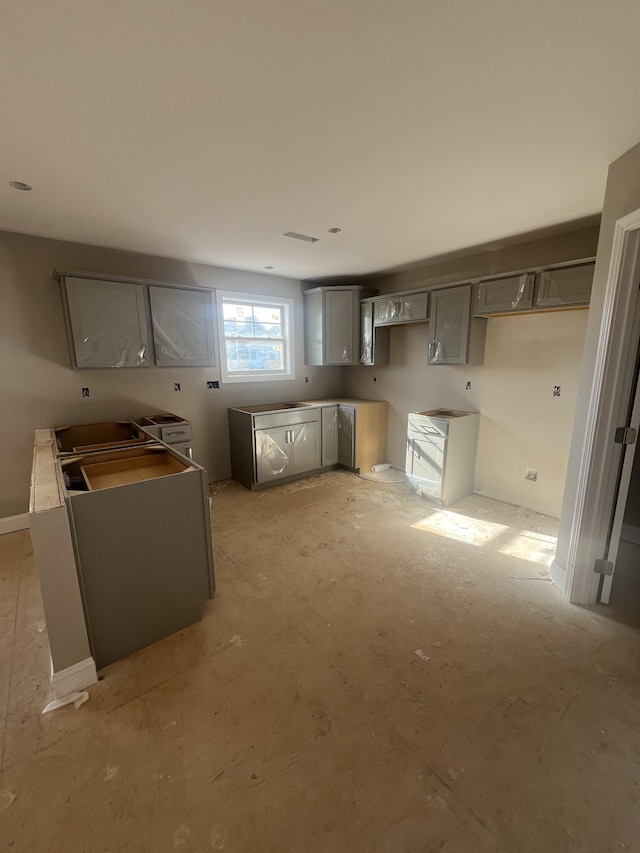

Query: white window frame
[216,290,295,383]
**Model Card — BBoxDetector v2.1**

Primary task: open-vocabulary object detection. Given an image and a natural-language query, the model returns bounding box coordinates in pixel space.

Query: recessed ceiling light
[328,227,342,234]
[264,266,274,270]
[283,231,319,243]
[9,181,32,191]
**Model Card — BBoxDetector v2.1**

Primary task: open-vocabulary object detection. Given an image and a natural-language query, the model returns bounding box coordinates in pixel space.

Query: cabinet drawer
[160,423,192,444]
[474,273,534,315]
[535,263,594,308]
[253,408,319,430]
[373,293,428,326]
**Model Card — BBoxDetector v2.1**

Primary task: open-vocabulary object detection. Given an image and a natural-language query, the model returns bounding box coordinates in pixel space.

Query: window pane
[225,340,283,373]
[253,305,282,325]
[253,322,281,339]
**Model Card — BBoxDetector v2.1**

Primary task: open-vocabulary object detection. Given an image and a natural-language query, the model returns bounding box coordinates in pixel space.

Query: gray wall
[342,225,600,518]
[0,230,342,518]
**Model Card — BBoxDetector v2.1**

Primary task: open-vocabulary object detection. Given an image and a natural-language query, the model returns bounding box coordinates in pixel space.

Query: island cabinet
[29,431,215,690]
[303,285,375,366]
[428,285,487,365]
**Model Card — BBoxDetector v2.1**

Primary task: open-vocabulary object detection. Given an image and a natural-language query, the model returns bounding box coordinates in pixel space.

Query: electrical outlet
[553,385,561,397]
[206,380,220,389]
[81,387,90,398]
[525,467,538,481]
[373,376,377,383]
[174,382,181,392]
[305,376,309,384]
[465,381,472,390]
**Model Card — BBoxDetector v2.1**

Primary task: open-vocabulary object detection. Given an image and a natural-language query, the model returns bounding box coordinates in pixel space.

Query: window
[216,291,295,383]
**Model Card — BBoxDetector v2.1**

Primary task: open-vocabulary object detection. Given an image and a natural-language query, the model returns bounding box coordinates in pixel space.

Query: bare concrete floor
[2,470,640,852]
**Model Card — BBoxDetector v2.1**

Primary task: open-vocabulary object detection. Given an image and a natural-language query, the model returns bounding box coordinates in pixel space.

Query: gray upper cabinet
[61,276,151,368]
[373,292,428,326]
[473,273,535,316]
[149,286,216,367]
[360,300,390,366]
[428,285,486,366]
[535,262,594,308]
[304,286,367,366]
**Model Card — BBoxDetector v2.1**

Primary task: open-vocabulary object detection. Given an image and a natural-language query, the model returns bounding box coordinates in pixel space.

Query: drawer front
[373,293,428,325]
[407,416,448,438]
[474,273,534,315]
[253,408,319,430]
[160,422,192,444]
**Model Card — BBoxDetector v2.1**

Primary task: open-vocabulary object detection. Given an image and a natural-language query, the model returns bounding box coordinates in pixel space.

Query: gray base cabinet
[229,399,389,488]
[30,431,215,675]
[228,405,322,489]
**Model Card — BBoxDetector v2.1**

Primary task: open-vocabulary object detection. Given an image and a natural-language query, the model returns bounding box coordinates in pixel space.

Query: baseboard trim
[550,560,566,595]
[621,523,640,546]
[0,513,30,535]
[51,657,98,698]
[472,489,560,520]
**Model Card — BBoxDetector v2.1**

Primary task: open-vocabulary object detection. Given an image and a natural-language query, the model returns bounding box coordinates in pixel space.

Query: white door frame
[565,208,640,604]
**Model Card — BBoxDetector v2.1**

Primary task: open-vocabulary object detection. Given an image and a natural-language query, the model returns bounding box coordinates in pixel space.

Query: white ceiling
[2,1,640,280]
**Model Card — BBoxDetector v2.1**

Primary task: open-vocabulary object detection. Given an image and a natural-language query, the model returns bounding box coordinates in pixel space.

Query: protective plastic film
[511,273,530,310]
[430,340,444,364]
[257,431,288,476]
[63,276,151,368]
[149,287,215,367]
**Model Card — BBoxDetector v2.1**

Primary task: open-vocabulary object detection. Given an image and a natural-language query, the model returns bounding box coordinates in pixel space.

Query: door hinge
[594,558,614,575]
[614,426,637,445]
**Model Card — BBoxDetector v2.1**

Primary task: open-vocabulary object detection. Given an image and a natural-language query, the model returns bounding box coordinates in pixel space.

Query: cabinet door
[255,428,290,483]
[474,273,534,315]
[290,422,321,474]
[360,302,374,364]
[149,286,215,367]
[535,263,594,308]
[63,276,151,368]
[406,434,445,499]
[338,407,355,467]
[373,293,428,326]
[361,302,390,366]
[324,290,354,364]
[321,406,339,466]
[428,286,471,365]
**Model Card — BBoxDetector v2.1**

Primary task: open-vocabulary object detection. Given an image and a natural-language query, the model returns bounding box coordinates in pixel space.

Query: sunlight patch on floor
[411,509,557,567]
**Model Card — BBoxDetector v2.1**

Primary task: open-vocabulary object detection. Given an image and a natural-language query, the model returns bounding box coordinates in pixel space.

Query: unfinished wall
[0,231,342,519]
[341,225,598,518]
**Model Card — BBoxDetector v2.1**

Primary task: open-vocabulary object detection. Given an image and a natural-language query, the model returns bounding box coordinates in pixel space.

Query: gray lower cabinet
[228,405,322,489]
[255,422,320,484]
[321,406,339,466]
[30,432,215,677]
[337,406,355,467]
[428,285,486,365]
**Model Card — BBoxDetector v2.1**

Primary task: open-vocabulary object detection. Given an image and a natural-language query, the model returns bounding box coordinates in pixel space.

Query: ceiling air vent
[283,231,319,243]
